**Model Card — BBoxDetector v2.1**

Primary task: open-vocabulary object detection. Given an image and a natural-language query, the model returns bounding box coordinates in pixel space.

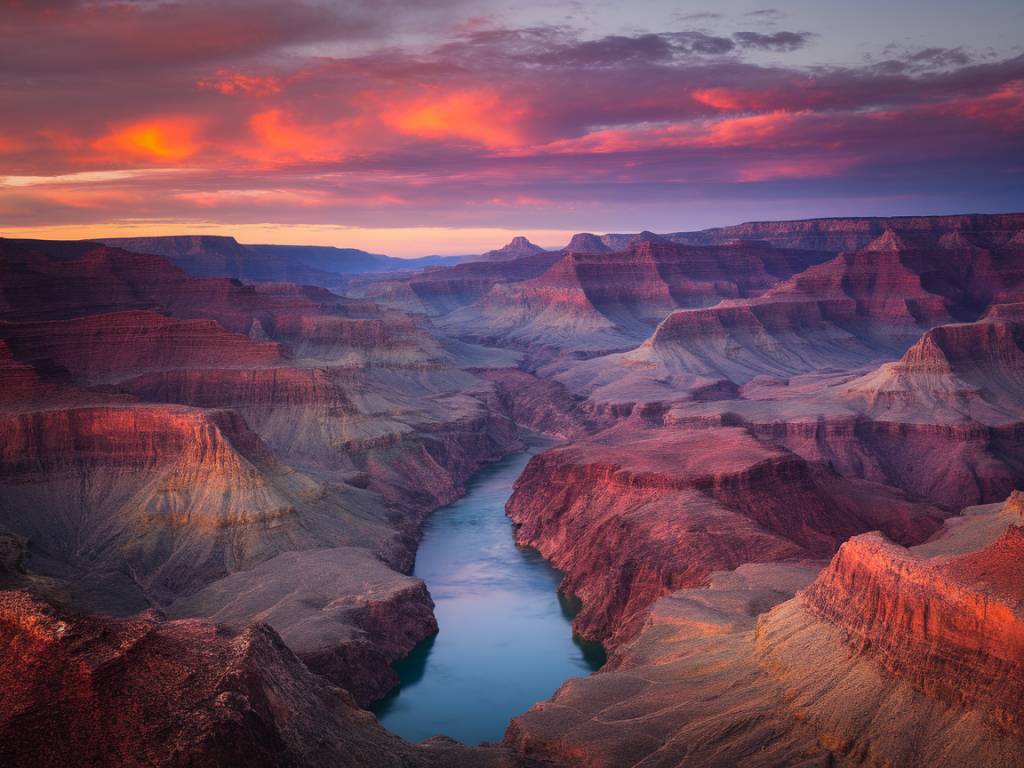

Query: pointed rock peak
[1005,489,1024,516]
[628,231,673,252]
[899,327,954,370]
[863,228,911,252]
[476,236,546,261]
[564,233,611,254]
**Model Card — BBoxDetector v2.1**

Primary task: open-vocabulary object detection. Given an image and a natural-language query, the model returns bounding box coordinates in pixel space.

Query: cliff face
[507,495,1024,768]
[843,310,1024,420]
[0,311,283,384]
[0,591,530,768]
[441,236,828,355]
[506,424,945,644]
[801,527,1024,735]
[660,212,1024,252]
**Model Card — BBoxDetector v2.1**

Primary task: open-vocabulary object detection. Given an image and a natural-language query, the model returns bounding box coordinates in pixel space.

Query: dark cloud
[0,0,468,75]
[745,9,785,21]
[675,11,722,22]
[671,31,736,55]
[733,31,813,51]
[871,46,975,75]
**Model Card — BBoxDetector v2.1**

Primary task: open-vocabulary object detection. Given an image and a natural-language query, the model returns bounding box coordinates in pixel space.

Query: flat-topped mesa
[663,212,1024,252]
[563,232,610,254]
[97,234,352,287]
[799,524,1024,735]
[0,239,446,366]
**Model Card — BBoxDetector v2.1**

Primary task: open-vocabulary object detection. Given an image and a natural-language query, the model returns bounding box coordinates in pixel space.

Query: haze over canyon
[2,1,1024,766]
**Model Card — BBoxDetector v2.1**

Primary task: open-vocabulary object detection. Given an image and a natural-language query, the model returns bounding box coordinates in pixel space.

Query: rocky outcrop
[472,236,547,262]
[507,496,1024,768]
[476,368,598,439]
[0,591,530,768]
[166,547,439,706]
[843,311,1024,421]
[564,233,611,254]
[506,423,945,644]
[0,405,404,600]
[801,527,1024,735]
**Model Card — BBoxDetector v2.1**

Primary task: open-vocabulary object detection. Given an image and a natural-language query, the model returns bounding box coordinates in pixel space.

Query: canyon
[1,212,1023,767]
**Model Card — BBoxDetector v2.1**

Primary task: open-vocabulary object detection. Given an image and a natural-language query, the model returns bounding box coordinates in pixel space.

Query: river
[371,446,604,745]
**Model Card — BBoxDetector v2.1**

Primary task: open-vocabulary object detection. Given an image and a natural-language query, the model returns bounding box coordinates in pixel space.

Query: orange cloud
[0,134,25,154]
[534,111,805,155]
[382,88,526,149]
[700,111,804,147]
[247,108,347,164]
[95,117,202,162]
[692,88,777,112]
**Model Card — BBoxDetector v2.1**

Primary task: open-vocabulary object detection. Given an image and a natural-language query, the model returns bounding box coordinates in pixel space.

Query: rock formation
[471,236,548,262]
[507,494,1024,767]
[0,590,530,768]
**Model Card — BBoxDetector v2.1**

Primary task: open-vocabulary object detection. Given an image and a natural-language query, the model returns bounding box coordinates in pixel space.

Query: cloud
[380,87,528,148]
[745,9,785,21]
[733,31,814,52]
[0,14,1021,237]
[675,12,722,22]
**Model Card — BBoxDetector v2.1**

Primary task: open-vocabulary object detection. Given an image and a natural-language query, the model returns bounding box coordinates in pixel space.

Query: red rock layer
[0,591,528,768]
[0,239,443,366]
[844,312,1024,417]
[751,416,1024,510]
[442,235,828,355]
[661,211,1024,253]
[506,424,944,644]
[0,310,283,384]
[0,404,402,602]
[802,527,1024,735]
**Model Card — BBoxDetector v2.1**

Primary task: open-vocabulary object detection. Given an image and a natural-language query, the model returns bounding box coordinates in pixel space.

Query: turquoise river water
[372,447,604,745]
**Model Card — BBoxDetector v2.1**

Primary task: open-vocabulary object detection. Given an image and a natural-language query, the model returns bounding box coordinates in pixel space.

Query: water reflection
[372,447,605,745]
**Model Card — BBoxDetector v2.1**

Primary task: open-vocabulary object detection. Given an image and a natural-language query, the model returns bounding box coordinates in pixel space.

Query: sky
[0,0,1022,256]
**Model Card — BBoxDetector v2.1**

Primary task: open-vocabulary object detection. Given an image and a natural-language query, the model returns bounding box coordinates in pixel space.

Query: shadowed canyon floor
[2,213,1023,767]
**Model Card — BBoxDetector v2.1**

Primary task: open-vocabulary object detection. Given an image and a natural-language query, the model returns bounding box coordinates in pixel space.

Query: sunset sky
[1,0,1022,256]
